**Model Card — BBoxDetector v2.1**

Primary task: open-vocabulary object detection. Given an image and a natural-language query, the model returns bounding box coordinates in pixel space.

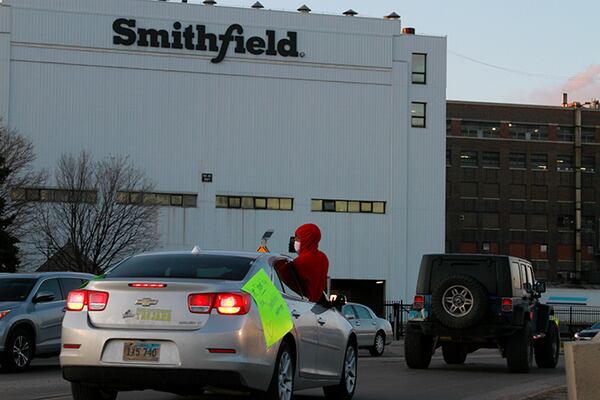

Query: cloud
[522,65,600,106]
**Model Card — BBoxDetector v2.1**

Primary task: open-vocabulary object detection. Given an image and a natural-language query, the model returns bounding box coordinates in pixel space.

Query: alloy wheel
[344,346,357,393]
[12,335,31,368]
[375,334,385,354]
[442,285,474,317]
[277,351,293,400]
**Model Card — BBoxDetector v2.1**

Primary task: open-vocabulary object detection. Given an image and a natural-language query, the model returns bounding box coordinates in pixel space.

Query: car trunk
[85,279,240,331]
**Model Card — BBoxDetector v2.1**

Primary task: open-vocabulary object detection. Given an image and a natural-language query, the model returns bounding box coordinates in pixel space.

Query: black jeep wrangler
[405,254,560,373]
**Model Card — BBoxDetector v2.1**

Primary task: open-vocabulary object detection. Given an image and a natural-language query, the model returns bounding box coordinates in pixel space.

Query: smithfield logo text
[112,18,300,64]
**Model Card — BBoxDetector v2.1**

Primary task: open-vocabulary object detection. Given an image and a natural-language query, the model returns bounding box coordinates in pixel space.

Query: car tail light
[413,295,425,311]
[188,293,251,315]
[0,310,10,320]
[188,294,214,314]
[67,290,109,312]
[215,293,251,315]
[501,298,513,313]
[129,283,167,288]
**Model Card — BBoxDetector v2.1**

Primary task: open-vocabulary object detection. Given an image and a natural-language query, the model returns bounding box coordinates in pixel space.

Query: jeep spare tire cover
[431,274,488,329]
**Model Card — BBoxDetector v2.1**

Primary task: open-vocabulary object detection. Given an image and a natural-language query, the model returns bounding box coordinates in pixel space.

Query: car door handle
[318,318,326,326]
[372,322,377,325]
[291,310,301,319]
[61,307,67,313]
[354,321,361,326]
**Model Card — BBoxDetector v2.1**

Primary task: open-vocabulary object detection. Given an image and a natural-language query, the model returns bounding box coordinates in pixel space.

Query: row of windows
[11,187,198,208]
[450,120,598,143]
[456,242,596,261]
[11,188,97,203]
[117,191,197,207]
[449,150,596,172]
[311,199,386,214]
[459,212,596,231]
[216,195,293,211]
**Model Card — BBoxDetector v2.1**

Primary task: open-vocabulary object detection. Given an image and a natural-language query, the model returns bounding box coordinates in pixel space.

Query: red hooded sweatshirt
[291,224,329,303]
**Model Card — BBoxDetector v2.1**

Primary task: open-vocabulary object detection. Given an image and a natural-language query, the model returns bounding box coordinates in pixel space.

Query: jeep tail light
[413,295,425,311]
[188,294,214,314]
[215,293,251,315]
[66,290,109,312]
[501,298,513,313]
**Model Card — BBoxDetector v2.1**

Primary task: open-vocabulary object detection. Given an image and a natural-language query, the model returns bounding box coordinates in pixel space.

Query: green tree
[0,156,19,272]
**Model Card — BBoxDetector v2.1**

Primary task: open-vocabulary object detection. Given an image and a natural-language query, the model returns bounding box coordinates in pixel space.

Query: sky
[185,0,600,106]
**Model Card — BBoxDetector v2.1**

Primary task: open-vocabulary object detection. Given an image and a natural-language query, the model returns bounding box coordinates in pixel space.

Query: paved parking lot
[1,343,566,400]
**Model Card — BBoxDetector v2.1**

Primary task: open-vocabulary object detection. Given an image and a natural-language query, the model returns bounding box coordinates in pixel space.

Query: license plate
[122,341,161,362]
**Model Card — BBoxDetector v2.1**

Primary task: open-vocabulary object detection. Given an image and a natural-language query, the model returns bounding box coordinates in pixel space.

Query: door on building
[330,279,386,317]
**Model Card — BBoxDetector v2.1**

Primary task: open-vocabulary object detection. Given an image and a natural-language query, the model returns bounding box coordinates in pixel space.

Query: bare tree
[34,151,159,274]
[0,121,47,240]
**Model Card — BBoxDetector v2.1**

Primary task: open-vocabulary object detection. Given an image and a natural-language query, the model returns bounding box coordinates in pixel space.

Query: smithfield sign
[112,18,300,64]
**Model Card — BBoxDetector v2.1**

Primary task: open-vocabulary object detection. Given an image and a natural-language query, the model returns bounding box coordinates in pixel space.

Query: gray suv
[0,272,94,371]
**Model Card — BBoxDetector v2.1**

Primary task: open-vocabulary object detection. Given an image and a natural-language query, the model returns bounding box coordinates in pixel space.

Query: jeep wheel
[431,275,488,329]
[404,325,433,369]
[534,322,560,369]
[442,343,467,365]
[506,322,534,373]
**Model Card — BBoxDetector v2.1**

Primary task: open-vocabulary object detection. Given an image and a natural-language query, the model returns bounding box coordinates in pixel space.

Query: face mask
[294,241,301,253]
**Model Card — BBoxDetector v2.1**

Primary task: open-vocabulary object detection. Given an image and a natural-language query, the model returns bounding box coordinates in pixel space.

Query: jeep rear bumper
[409,321,523,340]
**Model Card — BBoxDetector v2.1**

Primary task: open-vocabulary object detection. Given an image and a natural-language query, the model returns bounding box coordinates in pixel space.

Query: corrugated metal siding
[4,0,446,301]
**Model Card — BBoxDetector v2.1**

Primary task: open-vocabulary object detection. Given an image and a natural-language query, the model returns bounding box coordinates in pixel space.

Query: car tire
[506,321,534,373]
[431,275,488,329]
[442,343,467,365]
[534,322,560,369]
[260,341,295,400]
[404,325,433,369]
[1,328,34,372]
[71,383,117,400]
[323,341,357,400]
[369,331,386,357]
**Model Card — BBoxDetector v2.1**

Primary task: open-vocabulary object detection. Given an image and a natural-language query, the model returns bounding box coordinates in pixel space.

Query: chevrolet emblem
[135,298,159,307]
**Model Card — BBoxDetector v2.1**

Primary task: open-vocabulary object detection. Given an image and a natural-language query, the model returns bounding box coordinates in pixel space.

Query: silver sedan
[60,250,358,400]
[342,303,393,356]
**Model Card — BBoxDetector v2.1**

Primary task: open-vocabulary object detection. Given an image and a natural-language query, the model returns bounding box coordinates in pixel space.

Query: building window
[460,121,500,138]
[557,155,573,172]
[311,199,386,214]
[482,213,499,229]
[530,154,548,170]
[582,155,595,173]
[460,151,478,167]
[509,123,548,141]
[446,150,451,166]
[115,191,197,207]
[582,127,596,143]
[557,126,574,142]
[411,102,426,128]
[11,187,98,203]
[509,214,526,230]
[509,153,526,169]
[557,215,575,229]
[482,152,500,168]
[216,195,293,211]
[582,216,595,231]
[411,53,427,84]
[531,215,548,231]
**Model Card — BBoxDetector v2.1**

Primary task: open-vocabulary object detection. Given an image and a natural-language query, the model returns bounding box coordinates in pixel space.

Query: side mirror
[523,282,533,294]
[535,281,547,293]
[288,236,296,253]
[33,291,55,303]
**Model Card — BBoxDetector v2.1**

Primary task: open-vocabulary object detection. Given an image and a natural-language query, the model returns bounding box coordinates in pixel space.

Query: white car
[61,251,358,400]
[342,303,393,356]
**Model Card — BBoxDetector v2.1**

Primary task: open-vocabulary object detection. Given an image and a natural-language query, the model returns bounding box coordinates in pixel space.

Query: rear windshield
[0,278,37,302]
[107,254,254,281]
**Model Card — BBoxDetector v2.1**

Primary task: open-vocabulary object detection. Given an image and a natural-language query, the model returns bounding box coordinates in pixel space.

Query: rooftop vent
[203,0,216,5]
[402,27,416,35]
[384,12,400,20]
[251,1,264,9]
[343,9,358,16]
[298,5,311,13]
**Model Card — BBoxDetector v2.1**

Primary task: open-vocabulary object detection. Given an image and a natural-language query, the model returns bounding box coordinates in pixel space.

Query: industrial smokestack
[562,93,568,107]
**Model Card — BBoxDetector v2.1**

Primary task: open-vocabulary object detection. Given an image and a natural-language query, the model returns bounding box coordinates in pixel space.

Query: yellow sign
[135,308,172,322]
[257,246,269,253]
[242,269,293,349]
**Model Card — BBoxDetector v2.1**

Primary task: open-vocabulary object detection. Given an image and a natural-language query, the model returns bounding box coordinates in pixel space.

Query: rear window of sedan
[106,254,254,281]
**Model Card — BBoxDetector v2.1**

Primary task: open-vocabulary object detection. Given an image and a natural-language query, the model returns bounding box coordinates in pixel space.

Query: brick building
[446,98,600,284]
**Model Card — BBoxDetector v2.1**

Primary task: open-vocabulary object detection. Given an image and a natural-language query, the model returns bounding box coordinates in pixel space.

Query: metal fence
[377,303,600,340]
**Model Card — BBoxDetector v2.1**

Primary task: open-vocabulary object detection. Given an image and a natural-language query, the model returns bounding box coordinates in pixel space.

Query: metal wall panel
[3,0,446,301]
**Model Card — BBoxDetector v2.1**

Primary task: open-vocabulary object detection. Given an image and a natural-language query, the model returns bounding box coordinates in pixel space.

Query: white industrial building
[0,0,447,303]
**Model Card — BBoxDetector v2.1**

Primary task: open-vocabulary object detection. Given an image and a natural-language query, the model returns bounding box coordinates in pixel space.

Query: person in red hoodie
[281,223,329,303]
